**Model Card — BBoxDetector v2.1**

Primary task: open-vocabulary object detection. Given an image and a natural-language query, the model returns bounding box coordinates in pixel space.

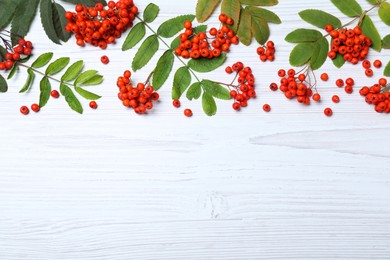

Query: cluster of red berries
[0,38,33,71]
[174,14,239,59]
[326,25,372,65]
[256,41,275,62]
[64,0,138,49]
[359,78,390,113]
[116,70,160,114]
[225,62,256,111]
[335,77,355,94]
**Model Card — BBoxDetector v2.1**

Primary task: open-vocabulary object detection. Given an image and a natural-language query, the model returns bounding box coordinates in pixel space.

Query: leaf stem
[18,63,71,85]
[144,70,155,85]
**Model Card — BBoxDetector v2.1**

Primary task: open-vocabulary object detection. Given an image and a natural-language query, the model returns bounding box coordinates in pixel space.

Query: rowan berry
[269,82,278,91]
[225,66,233,74]
[320,73,329,81]
[336,79,344,87]
[89,101,98,109]
[345,85,353,94]
[378,78,387,86]
[263,104,271,112]
[278,69,286,77]
[184,108,193,117]
[324,107,333,117]
[173,99,181,108]
[362,60,371,69]
[31,103,40,112]
[373,60,382,68]
[50,90,60,98]
[100,55,109,64]
[312,93,321,102]
[219,14,227,23]
[325,24,333,32]
[365,68,373,77]
[332,95,340,103]
[20,106,29,115]
[345,77,354,86]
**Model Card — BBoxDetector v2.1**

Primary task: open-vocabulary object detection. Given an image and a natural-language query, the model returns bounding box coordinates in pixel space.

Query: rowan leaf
[310,37,329,70]
[143,3,159,23]
[60,84,83,114]
[367,0,381,4]
[45,57,70,75]
[188,53,227,73]
[330,0,362,17]
[31,52,54,68]
[186,82,202,100]
[202,92,217,116]
[79,75,103,86]
[0,0,18,30]
[196,0,221,22]
[240,0,278,6]
[11,0,39,45]
[61,60,84,82]
[237,8,252,46]
[0,46,7,61]
[52,3,71,42]
[122,23,146,51]
[39,77,51,108]
[132,35,159,71]
[382,34,390,49]
[245,6,281,24]
[289,42,315,67]
[61,0,107,7]
[19,69,35,93]
[74,70,98,86]
[379,2,390,26]
[40,0,60,44]
[361,15,382,51]
[285,29,322,43]
[299,9,341,29]
[201,80,231,100]
[0,74,7,93]
[172,66,191,100]
[384,61,390,77]
[222,0,241,31]
[252,16,269,44]
[332,53,346,68]
[7,64,18,80]
[74,86,101,100]
[157,15,195,38]
[152,50,174,90]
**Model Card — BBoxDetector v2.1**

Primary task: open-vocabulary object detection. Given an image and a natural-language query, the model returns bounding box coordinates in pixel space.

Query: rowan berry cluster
[225,62,256,111]
[174,14,239,59]
[116,70,160,114]
[359,78,390,113]
[335,77,355,94]
[326,25,372,65]
[64,0,138,49]
[362,59,382,77]
[0,38,33,71]
[256,41,275,62]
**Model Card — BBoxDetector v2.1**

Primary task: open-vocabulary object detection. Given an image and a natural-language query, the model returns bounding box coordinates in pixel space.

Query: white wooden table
[1,0,390,259]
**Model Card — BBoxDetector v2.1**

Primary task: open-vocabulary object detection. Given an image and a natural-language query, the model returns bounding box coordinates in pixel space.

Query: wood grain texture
[0,0,390,259]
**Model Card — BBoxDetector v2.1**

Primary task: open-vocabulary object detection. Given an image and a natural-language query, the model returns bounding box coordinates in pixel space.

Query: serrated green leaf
[384,61,390,77]
[45,57,70,75]
[0,0,18,30]
[79,75,103,86]
[245,6,281,24]
[285,29,322,43]
[379,2,390,26]
[186,82,202,100]
[251,16,270,44]
[172,66,191,100]
[19,69,35,93]
[222,0,241,31]
[332,53,346,68]
[201,80,231,100]
[19,55,31,64]
[290,42,315,67]
[310,37,329,70]
[61,60,84,82]
[0,46,7,61]
[74,70,98,86]
[299,9,341,29]
[7,64,18,80]
[11,0,39,45]
[361,15,382,51]
[143,3,159,23]
[0,74,8,93]
[40,0,60,44]
[31,52,53,68]
[196,0,221,22]
[74,86,101,100]
[60,84,83,114]
[240,0,278,5]
[171,25,207,49]
[367,0,381,4]
[383,34,390,49]
[330,0,362,17]
[132,35,159,72]
[52,3,71,42]
[152,50,174,90]
[237,8,252,46]
[61,0,107,7]
[188,53,227,73]
[158,15,195,38]
[202,92,217,116]
[122,23,146,51]
[39,77,51,108]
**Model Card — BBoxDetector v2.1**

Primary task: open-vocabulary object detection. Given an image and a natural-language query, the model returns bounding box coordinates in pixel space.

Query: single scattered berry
[89,101,98,109]
[184,108,193,117]
[20,106,29,115]
[269,82,278,91]
[173,99,181,108]
[324,107,333,117]
[336,79,344,87]
[362,60,371,69]
[100,55,109,64]
[320,73,329,81]
[332,95,340,103]
[373,60,382,68]
[263,104,271,112]
[365,68,373,77]
[31,103,40,112]
[50,90,60,98]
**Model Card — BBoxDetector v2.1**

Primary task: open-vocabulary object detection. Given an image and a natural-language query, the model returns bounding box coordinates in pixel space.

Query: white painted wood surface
[1,0,390,259]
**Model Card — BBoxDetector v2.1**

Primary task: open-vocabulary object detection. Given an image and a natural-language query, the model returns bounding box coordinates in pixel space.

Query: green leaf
[188,53,227,73]
[221,0,241,31]
[310,37,329,70]
[45,57,70,75]
[0,46,7,61]
[132,35,159,72]
[379,2,390,26]
[157,15,195,38]
[361,15,382,51]
[60,84,83,114]
[196,0,221,22]
[74,70,98,86]
[367,0,381,4]
[152,50,174,90]
[61,0,107,7]
[299,9,341,29]
[330,0,362,17]
[289,42,315,67]
[0,0,18,30]
[202,92,217,116]
[7,64,18,80]
[332,53,346,68]
[171,25,207,49]
[143,3,159,23]
[245,6,281,24]
[74,86,101,100]
[61,60,84,82]
[40,0,60,44]
[384,61,390,77]
[19,69,35,93]
[382,34,390,49]
[240,0,278,5]
[79,75,103,86]
[172,66,191,100]
[285,29,322,43]
[237,8,252,46]
[201,80,231,100]
[31,52,54,68]
[52,3,71,42]
[122,23,146,51]
[11,0,39,45]
[39,77,51,108]
[251,16,270,44]
[0,74,8,93]
[186,82,202,100]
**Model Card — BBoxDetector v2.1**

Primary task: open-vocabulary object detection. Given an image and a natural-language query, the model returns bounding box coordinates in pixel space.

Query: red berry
[324,107,333,117]
[184,108,192,117]
[173,99,181,108]
[20,106,29,115]
[362,60,371,69]
[345,77,354,86]
[232,102,241,111]
[320,73,329,81]
[365,68,373,77]
[373,60,382,68]
[225,66,233,74]
[50,90,60,98]
[100,55,109,64]
[332,95,340,103]
[31,103,40,112]
[312,93,321,102]
[89,101,98,109]
[336,79,344,87]
[263,104,271,112]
